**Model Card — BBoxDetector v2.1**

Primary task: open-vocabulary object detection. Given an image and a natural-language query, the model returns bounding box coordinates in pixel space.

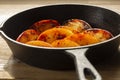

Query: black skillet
[0,4,120,80]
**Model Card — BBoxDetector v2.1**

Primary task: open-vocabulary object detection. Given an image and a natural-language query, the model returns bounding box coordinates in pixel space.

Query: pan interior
[2,4,120,41]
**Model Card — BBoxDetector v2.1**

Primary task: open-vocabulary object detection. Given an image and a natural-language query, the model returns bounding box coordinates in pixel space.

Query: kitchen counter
[0,0,120,80]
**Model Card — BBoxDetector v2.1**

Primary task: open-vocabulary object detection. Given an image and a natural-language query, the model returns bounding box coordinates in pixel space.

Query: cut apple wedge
[66,33,99,46]
[30,19,60,34]
[16,29,39,43]
[37,28,74,43]
[83,28,113,42]
[26,40,52,47]
[63,19,91,33]
[51,39,79,47]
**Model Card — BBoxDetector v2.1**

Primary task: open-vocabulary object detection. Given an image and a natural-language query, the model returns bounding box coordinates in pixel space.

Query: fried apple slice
[51,39,79,47]
[30,19,60,34]
[57,26,80,33]
[66,33,99,46]
[83,28,113,42]
[16,29,39,43]
[63,19,91,33]
[37,28,74,43]
[26,40,52,47]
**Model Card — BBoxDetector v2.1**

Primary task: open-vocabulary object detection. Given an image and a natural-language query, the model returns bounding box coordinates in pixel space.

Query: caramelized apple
[83,28,113,42]
[63,19,91,33]
[51,39,79,47]
[66,33,99,46]
[37,28,73,43]
[26,40,52,47]
[16,19,113,48]
[16,29,39,43]
[30,19,60,34]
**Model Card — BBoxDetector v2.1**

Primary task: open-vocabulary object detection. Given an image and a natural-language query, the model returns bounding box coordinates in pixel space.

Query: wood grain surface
[0,0,120,80]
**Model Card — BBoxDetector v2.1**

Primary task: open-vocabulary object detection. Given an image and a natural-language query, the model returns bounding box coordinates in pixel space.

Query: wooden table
[0,0,120,80]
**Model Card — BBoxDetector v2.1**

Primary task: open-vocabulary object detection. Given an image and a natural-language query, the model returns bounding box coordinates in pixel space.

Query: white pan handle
[66,48,102,80]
